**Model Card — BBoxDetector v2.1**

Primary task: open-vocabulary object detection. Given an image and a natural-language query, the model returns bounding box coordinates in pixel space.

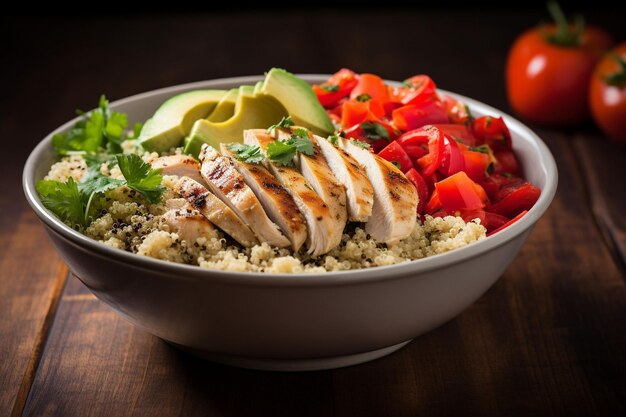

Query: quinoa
[46,151,487,273]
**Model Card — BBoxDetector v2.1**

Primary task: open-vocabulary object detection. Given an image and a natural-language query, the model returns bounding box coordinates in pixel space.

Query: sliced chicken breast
[150,155,207,187]
[341,139,418,243]
[175,177,258,247]
[160,203,216,244]
[314,135,374,222]
[219,143,307,252]
[244,129,336,256]
[198,144,290,248]
[272,129,347,249]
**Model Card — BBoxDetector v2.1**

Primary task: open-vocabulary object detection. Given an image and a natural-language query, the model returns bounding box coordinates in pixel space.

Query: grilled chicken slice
[150,155,207,187]
[272,129,347,249]
[314,135,374,222]
[341,139,418,243]
[219,143,307,251]
[198,144,290,248]
[244,129,336,256]
[175,177,258,247]
[160,202,216,244]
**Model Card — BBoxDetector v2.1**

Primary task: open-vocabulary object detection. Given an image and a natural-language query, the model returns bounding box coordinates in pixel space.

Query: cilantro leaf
[267,140,297,166]
[327,135,339,146]
[268,116,295,131]
[36,178,87,229]
[53,95,129,155]
[352,140,371,149]
[320,84,339,92]
[391,161,402,169]
[116,154,165,203]
[228,143,264,164]
[361,122,389,141]
[356,93,371,102]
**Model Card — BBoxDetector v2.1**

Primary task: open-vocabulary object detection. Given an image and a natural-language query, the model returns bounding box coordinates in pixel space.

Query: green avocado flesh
[207,88,238,122]
[138,90,225,152]
[183,85,288,157]
[259,68,334,136]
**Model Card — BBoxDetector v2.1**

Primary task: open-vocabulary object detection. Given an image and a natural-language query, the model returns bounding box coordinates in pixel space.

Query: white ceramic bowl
[23,75,557,371]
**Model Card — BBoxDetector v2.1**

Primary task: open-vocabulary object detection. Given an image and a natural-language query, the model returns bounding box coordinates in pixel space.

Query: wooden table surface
[2,9,626,417]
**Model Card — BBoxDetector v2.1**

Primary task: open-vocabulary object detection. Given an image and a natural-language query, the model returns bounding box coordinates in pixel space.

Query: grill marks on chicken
[244,129,337,256]
[220,143,307,252]
[341,138,418,244]
[314,135,374,222]
[175,177,258,247]
[198,144,290,248]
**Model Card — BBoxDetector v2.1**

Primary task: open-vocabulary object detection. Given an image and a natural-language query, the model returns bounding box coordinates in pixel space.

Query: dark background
[3,7,626,417]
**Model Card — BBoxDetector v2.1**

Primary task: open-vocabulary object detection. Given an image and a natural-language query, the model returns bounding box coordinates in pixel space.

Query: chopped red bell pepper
[405,168,430,214]
[378,141,413,173]
[489,183,540,218]
[391,100,448,131]
[487,210,528,236]
[350,73,389,101]
[472,116,512,151]
[435,171,488,212]
[312,68,359,108]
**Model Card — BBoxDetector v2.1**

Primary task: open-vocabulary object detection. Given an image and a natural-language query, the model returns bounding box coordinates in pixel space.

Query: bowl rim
[22,74,558,287]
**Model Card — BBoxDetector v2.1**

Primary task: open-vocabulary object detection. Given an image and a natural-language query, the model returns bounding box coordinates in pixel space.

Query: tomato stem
[604,52,626,87]
[545,1,583,47]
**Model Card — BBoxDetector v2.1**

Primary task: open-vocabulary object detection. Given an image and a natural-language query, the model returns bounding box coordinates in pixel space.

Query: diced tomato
[489,184,540,218]
[343,123,390,153]
[439,136,465,176]
[378,141,413,173]
[480,173,524,201]
[494,150,519,175]
[408,125,445,177]
[487,210,528,236]
[425,189,443,214]
[350,73,389,101]
[341,100,369,128]
[396,129,431,159]
[312,68,359,108]
[462,150,490,182]
[405,168,430,214]
[461,209,510,233]
[392,100,448,131]
[441,94,472,124]
[435,171,487,212]
[432,124,476,146]
[393,75,437,106]
[472,116,512,151]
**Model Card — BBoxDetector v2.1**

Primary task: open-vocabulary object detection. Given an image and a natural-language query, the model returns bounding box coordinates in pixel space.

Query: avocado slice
[207,88,239,122]
[184,85,287,157]
[259,68,334,136]
[138,89,225,152]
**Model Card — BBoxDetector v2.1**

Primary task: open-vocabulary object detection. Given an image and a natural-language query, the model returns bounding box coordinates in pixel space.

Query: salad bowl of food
[23,69,557,371]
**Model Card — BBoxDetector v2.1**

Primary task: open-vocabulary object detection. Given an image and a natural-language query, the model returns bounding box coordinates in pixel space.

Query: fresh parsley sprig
[53,95,130,155]
[352,140,371,149]
[37,154,165,229]
[267,116,295,132]
[266,128,314,166]
[228,143,265,164]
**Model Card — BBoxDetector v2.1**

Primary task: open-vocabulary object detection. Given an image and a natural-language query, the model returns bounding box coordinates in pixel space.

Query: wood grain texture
[3,9,626,417]
[20,134,626,416]
[572,133,626,270]
[0,211,68,417]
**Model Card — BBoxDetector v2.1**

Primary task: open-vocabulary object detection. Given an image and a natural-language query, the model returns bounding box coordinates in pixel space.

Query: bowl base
[167,339,413,372]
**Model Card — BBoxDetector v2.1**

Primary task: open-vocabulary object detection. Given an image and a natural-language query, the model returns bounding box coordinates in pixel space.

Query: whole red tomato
[589,43,626,144]
[506,4,613,125]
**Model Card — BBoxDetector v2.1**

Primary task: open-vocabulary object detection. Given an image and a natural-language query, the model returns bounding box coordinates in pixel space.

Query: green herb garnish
[268,116,295,131]
[267,129,314,166]
[356,93,371,102]
[320,84,339,92]
[37,154,165,228]
[116,154,165,204]
[391,161,402,169]
[469,145,490,154]
[327,135,340,146]
[227,143,264,164]
[352,140,371,149]
[360,122,389,141]
[53,95,129,155]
